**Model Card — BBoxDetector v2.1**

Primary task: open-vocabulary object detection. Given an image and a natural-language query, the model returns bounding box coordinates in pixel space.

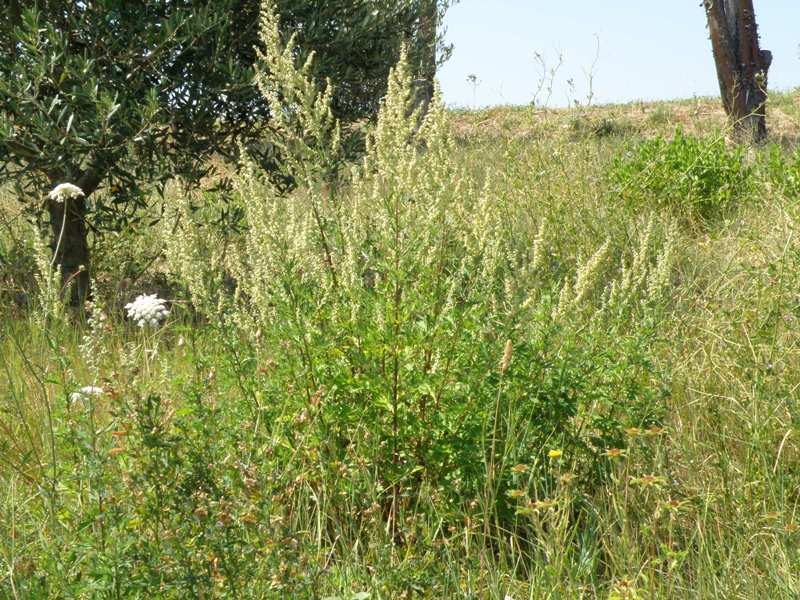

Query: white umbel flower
[125,294,169,328]
[70,386,104,402]
[48,183,85,203]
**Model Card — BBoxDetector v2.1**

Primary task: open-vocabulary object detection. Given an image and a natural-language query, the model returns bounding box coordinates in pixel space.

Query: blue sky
[438,1,800,108]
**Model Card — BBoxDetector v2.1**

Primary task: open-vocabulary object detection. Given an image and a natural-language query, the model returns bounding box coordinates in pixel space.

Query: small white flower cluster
[70,386,104,403]
[125,294,169,328]
[48,183,85,203]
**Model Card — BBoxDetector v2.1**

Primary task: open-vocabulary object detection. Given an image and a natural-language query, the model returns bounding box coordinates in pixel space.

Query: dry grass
[451,89,800,146]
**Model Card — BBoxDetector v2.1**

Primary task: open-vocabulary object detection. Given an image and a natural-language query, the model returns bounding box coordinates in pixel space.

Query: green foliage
[0,207,36,312]
[646,104,673,127]
[0,1,263,210]
[568,114,639,141]
[0,0,455,227]
[5,38,800,598]
[0,330,316,597]
[609,129,753,221]
[761,144,800,201]
[166,25,671,550]
[277,0,456,123]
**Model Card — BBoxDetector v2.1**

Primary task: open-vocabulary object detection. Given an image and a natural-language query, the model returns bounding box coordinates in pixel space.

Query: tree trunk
[704,0,772,142]
[48,195,90,306]
[7,0,21,28]
[46,168,103,306]
[4,0,22,59]
[415,0,438,115]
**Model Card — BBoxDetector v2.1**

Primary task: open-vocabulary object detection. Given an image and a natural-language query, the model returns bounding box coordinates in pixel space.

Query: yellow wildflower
[630,474,666,488]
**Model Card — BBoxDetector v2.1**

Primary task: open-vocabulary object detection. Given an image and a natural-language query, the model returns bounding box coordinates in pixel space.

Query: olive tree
[1,0,455,304]
[278,0,455,121]
[1,1,266,302]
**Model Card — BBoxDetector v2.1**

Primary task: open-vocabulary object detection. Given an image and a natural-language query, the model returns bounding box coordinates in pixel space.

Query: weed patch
[609,129,753,223]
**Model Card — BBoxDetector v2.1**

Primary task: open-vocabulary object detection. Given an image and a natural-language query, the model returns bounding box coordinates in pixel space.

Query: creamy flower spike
[125,294,169,328]
[48,183,85,203]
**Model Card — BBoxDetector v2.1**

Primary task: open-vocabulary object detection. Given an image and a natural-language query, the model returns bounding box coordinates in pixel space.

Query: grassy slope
[2,91,800,598]
[451,89,800,143]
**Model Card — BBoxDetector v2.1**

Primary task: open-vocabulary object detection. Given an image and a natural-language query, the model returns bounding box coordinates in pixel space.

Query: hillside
[450,90,800,143]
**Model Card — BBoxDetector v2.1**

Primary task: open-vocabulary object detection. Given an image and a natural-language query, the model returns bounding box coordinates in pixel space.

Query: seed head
[501,339,513,372]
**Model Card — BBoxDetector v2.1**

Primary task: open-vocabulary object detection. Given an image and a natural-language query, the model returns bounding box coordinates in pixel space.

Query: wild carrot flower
[125,294,169,328]
[48,183,84,203]
[69,385,104,402]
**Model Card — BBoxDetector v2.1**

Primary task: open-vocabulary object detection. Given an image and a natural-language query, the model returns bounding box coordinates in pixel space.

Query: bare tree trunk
[48,196,90,306]
[415,0,438,115]
[4,0,22,59]
[704,0,772,142]
[46,169,102,306]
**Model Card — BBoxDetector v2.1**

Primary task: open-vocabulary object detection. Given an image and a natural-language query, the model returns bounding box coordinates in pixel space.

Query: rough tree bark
[48,196,90,306]
[47,169,103,306]
[703,0,772,142]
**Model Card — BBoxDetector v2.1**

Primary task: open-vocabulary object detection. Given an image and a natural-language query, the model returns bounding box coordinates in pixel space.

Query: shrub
[568,115,638,141]
[0,7,677,595]
[761,144,800,201]
[609,129,752,222]
[165,8,674,545]
[646,105,673,127]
